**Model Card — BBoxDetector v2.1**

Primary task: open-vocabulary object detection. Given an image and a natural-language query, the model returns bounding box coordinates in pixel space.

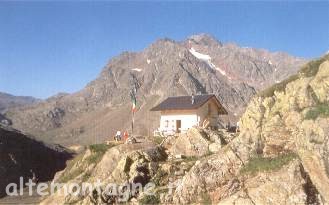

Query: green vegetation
[123,157,134,174]
[81,171,92,182]
[309,139,323,144]
[305,103,329,120]
[183,156,198,162]
[152,169,168,186]
[58,143,114,183]
[258,74,299,98]
[151,136,164,145]
[59,167,83,183]
[57,153,84,183]
[139,194,160,204]
[86,143,112,164]
[89,143,111,153]
[240,152,298,175]
[258,54,329,98]
[200,192,212,205]
[299,54,329,77]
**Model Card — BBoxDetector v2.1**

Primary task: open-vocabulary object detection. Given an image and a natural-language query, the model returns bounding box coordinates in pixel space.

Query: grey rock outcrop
[169,127,210,157]
[238,56,329,202]
[168,55,329,204]
[40,142,166,204]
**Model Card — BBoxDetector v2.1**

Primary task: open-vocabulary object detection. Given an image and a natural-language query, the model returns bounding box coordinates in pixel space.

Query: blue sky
[0,1,328,99]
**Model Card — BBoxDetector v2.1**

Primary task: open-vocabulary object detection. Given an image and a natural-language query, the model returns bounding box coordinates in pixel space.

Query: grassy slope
[258,54,329,98]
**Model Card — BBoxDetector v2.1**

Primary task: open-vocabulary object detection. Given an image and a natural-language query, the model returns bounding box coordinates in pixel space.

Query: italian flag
[131,95,137,113]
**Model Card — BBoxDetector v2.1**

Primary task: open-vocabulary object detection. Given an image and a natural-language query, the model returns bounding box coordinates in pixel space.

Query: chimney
[191,94,195,104]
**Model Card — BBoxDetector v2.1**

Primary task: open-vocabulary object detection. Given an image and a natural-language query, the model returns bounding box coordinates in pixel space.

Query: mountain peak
[5,34,305,146]
[187,33,222,46]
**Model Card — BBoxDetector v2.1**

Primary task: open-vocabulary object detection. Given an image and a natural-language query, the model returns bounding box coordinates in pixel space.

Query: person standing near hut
[115,130,121,141]
[123,131,129,141]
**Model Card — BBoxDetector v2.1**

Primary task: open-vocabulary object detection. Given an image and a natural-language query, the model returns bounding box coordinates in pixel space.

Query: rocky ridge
[169,54,329,204]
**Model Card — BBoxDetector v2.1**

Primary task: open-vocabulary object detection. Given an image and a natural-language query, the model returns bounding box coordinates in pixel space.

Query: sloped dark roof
[150,94,228,114]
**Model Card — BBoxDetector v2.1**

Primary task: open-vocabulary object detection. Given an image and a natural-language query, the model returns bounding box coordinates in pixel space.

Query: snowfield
[189,47,211,60]
[131,68,142,72]
[189,47,231,79]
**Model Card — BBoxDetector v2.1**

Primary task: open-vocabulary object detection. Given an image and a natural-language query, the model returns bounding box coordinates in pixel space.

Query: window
[165,120,169,128]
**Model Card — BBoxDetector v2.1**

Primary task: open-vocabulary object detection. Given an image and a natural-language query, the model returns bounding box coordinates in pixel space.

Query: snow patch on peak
[147,59,151,64]
[189,47,211,61]
[208,61,229,78]
[131,68,142,72]
[189,47,231,79]
[268,60,273,65]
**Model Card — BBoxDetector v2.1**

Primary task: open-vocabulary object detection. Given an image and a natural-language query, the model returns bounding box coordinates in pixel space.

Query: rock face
[40,142,167,204]
[168,55,329,204]
[4,34,305,146]
[218,160,313,205]
[168,127,235,157]
[0,125,72,198]
[169,127,210,157]
[171,129,255,204]
[239,56,329,202]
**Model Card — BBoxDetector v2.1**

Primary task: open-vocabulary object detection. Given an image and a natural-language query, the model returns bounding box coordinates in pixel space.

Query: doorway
[176,120,181,133]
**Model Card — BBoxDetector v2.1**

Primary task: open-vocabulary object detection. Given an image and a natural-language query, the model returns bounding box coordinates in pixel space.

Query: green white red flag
[131,96,137,113]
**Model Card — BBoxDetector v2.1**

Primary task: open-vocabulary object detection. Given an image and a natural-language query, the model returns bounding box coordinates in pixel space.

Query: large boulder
[169,127,210,157]
[170,130,256,204]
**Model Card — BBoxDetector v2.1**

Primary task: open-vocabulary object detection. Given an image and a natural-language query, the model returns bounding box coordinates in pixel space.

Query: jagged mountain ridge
[5,34,306,146]
[0,92,39,114]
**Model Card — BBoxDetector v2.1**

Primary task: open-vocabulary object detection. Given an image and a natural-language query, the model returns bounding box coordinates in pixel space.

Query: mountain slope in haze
[0,125,72,198]
[0,92,39,114]
[5,34,306,146]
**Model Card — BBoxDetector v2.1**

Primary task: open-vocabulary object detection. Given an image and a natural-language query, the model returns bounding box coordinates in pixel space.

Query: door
[176,120,181,133]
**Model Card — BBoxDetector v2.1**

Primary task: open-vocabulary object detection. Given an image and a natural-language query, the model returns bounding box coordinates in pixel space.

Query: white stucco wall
[159,112,199,133]
[157,98,221,134]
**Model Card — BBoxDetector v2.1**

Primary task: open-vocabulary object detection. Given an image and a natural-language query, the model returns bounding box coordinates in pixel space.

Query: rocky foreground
[39,55,329,204]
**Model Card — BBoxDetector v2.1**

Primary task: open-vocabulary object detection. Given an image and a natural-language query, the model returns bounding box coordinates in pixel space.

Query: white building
[150,94,228,135]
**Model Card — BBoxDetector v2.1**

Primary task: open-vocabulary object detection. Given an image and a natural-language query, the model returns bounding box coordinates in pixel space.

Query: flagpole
[132,111,134,136]
[130,70,138,137]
